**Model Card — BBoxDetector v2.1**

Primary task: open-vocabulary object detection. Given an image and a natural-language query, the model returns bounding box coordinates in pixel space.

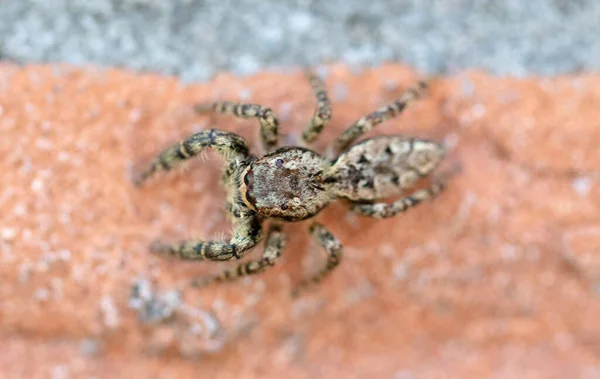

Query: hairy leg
[333,81,427,153]
[301,69,332,144]
[292,222,343,296]
[195,101,280,152]
[349,181,446,219]
[150,214,262,261]
[189,222,286,288]
[134,128,249,186]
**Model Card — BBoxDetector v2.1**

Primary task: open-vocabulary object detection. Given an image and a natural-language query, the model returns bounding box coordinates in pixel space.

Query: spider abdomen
[331,136,445,201]
[240,147,334,221]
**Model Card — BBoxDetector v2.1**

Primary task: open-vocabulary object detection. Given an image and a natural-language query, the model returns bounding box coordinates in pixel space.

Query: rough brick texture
[1,64,599,378]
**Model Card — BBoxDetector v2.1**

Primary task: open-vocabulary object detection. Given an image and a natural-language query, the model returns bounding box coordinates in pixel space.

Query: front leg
[292,222,343,297]
[134,128,249,186]
[150,214,262,261]
[195,101,280,152]
[189,222,286,288]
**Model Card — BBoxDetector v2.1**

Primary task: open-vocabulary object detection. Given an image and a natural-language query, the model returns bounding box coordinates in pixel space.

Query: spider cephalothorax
[135,70,450,295]
[239,147,334,221]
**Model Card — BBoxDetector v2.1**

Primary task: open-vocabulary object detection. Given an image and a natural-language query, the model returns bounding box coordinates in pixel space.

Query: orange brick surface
[1,64,599,378]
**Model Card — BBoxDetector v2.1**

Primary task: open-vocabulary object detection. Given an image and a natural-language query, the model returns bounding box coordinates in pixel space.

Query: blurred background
[2,1,600,378]
[0,0,598,80]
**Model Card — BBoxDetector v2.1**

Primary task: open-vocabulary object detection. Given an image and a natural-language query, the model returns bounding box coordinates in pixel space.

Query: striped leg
[301,69,332,144]
[189,222,286,288]
[134,128,249,186]
[349,181,445,219]
[195,101,280,152]
[292,222,343,297]
[150,214,262,262]
[333,81,428,153]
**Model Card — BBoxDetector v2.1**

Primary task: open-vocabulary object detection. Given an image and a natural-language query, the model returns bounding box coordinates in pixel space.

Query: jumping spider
[135,70,449,296]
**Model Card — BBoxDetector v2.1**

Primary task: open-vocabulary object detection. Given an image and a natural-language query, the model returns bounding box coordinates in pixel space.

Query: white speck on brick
[189,322,203,335]
[18,262,34,283]
[35,287,50,301]
[35,137,54,150]
[100,295,120,329]
[343,210,360,228]
[393,262,408,281]
[471,103,486,118]
[57,151,70,162]
[24,102,38,115]
[50,365,69,379]
[71,264,86,282]
[211,298,226,312]
[57,249,72,261]
[36,260,51,273]
[1,228,17,241]
[379,243,396,258]
[13,203,27,217]
[59,212,71,224]
[40,121,52,132]
[382,78,399,91]
[18,156,33,174]
[344,281,375,304]
[49,278,64,298]
[277,101,293,122]
[501,244,520,261]
[333,82,348,102]
[444,132,460,150]
[253,279,266,292]
[572,176,592,196]
[554,332,575,351]
[242,276,253,287]
[79,338,102,356]
[244,293,261,308]
[238,88,252,100]
[1,244,15,263]
[394,370,415,379]
[31,177,44,192]
[198,310,220,337]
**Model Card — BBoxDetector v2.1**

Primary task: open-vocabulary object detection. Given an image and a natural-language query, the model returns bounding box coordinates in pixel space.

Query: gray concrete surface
[0,0,598,81]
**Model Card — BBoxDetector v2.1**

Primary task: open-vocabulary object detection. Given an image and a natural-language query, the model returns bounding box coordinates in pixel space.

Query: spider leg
[189,222,286,288]
[292,222,343,297]
[332,81,427,154]
[194,101,280,152]
[348,163,458,218]
[349,181,446,219]
[301,69,332,144]
[134,128,249,186]
[150,213,262,261]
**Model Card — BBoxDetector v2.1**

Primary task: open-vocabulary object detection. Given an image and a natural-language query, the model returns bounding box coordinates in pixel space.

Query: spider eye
[244,170,253,186]
[281,203,288,210]
[275,158,284,168]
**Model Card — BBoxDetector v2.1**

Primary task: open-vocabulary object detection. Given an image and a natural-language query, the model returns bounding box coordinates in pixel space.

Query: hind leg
[349,182,446,219]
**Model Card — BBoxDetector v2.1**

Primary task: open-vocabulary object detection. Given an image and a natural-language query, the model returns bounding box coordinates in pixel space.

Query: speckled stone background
[1,0,599,80]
